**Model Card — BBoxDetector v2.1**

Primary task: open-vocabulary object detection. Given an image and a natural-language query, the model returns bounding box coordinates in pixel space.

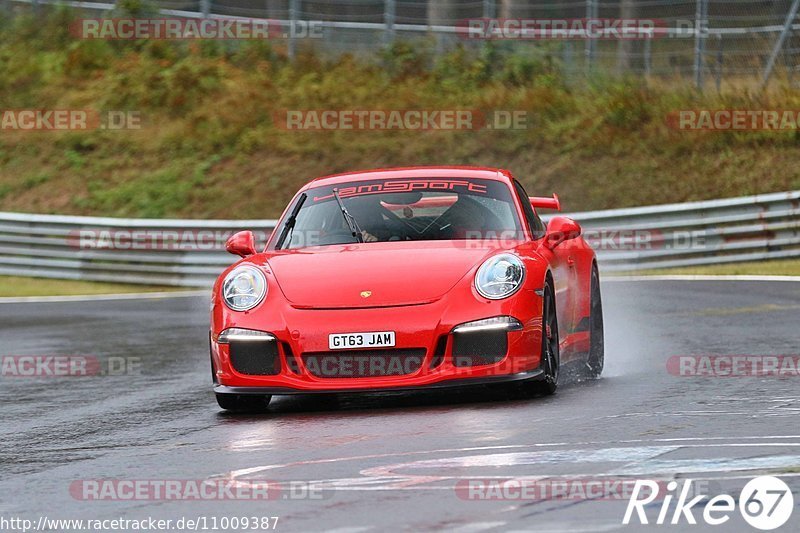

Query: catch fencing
[4,0,800,88]
[0,190,797,287]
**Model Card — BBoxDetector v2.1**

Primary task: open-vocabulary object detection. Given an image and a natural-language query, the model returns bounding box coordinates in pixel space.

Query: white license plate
[329,331,395,350]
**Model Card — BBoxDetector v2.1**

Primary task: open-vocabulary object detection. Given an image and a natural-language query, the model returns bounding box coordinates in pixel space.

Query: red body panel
[267,241,496,309]
[210,166,596,393]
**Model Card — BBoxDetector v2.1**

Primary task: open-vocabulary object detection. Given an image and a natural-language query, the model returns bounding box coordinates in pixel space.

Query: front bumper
[210,290,544,393]
[214,369,544,395]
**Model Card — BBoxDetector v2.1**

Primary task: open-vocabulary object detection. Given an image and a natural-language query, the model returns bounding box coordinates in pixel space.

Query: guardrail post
[693,0,708,90]
[200,0,210,19]
[384,0,395,45]
[761,0,800,89]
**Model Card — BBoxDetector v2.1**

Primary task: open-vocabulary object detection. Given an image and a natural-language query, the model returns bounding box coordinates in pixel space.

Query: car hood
[266,241,512,309]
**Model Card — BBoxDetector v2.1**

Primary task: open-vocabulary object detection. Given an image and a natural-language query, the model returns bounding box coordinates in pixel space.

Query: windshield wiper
[276,192,307,249]
[333,188,364,243]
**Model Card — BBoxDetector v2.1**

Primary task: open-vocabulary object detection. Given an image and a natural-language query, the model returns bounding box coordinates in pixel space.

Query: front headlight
[222,265,267,311]
[475,253,525,300]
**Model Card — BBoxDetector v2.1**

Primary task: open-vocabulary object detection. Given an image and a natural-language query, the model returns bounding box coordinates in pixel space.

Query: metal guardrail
[0,190,798,286]
[0,213,276,287]
[564,190,800,271]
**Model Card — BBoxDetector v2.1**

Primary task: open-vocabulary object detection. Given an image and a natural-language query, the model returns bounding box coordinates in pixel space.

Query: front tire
[584,265,604,379]
[521,281,559,397]
[216,393,272,412]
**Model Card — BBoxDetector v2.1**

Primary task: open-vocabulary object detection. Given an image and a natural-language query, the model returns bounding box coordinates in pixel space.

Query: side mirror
[544,216,581,250]
[226,231,257,258]
[530,194,561,211]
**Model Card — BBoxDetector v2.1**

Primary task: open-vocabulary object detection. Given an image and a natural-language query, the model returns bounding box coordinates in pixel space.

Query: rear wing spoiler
[529,194,561,211]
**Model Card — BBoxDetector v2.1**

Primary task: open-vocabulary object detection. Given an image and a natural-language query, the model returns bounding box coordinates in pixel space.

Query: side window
[513,180,547,240]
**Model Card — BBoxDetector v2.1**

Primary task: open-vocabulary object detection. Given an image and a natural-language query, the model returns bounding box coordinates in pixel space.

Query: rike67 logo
[623,476,794,530]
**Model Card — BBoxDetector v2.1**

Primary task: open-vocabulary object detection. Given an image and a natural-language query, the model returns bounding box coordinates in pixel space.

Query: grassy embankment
[1,6,799,219]
[0,275,186,297]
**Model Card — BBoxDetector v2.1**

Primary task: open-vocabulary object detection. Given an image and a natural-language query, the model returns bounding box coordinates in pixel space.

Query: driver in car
[442,197,487,240]
[347,197,390,242]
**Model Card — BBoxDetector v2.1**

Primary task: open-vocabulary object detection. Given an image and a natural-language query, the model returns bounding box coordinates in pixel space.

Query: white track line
[444,523,507,533]
[0,290,207,304]
[603,275,800,282]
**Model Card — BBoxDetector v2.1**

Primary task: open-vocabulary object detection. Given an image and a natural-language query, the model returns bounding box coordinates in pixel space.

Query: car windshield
[276,178,523,249]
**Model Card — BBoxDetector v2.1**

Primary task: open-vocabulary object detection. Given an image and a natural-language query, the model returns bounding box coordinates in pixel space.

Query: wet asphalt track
[1,279,799,532]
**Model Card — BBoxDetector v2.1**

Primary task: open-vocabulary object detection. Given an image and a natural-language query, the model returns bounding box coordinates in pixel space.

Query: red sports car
[210,167,603,411]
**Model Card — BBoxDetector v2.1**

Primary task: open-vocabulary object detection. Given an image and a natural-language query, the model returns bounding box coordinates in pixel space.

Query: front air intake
[229,340,281,375]
[451,329,508,367]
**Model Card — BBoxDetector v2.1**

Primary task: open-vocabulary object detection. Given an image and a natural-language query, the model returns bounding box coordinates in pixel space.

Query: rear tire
[521,281,559,397]
[584,265,604,378]
[216,393,272,412]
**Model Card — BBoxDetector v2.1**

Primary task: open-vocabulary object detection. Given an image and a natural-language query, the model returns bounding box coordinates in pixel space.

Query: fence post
[384,0,395,44]
[585,0,597,72]
[617,0,636,73]
[644,37,651,77]
[483,0,495,19]
[693,0,708,90]
[288,0,299,59]
[715,34,723,92]
[200,0,210,19]
[427,0,457,55]
[761,0,800,89]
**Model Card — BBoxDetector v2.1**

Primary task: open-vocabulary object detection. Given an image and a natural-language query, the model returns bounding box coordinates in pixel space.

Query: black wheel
[521,281,560,397]
[216,394,272,412]
[584,265,604,378]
